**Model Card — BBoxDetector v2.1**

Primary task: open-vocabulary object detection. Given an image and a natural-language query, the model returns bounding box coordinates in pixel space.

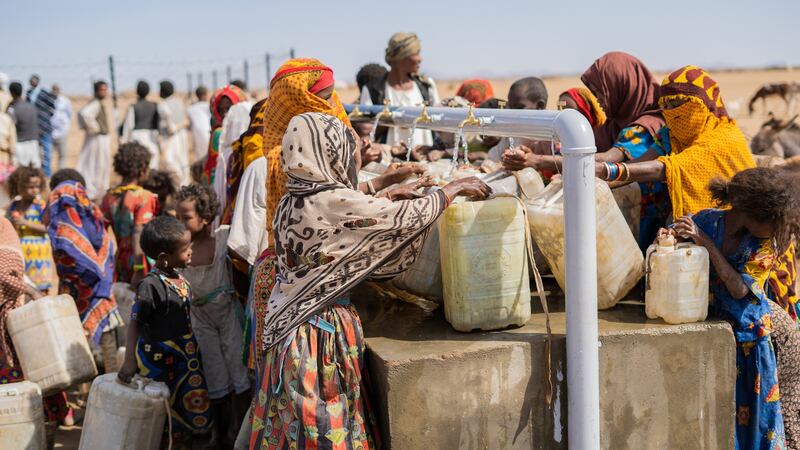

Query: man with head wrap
[360,32,441,148]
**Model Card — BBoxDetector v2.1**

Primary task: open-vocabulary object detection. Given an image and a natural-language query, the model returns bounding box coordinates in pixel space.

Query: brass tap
[557,100,567,111]
[413,101,432,125]
[347,104,364,119]
[458,105,481,128]
[377,99,393,120]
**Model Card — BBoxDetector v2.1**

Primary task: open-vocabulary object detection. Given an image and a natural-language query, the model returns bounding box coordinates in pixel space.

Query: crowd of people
[0,31,799,450]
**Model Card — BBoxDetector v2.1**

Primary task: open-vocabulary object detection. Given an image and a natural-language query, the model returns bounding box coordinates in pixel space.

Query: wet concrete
[352,282,735,450]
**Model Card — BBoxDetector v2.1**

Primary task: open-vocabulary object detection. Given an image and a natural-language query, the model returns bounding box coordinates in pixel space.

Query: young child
[7,166,53,293]
[175,183,249,446]
[142,169,178,217]
[118,216,212,448]
[100,143,159,286]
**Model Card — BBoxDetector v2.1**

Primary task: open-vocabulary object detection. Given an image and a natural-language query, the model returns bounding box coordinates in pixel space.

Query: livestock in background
[750,113,800,157]
[749,82,800,115]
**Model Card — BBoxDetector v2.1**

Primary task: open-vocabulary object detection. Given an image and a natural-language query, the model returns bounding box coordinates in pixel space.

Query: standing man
[186,86,211,161]
[26,75,55,176]
[7,81,41,168]
[0,72,11,112]
[157,80,190,185]
[76,81,113,200]
[50,84,72,171]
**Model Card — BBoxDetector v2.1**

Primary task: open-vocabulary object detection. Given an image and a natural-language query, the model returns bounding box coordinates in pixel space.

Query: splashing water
[405,123,418,162]
[369,116,381,142]
[460,131,470,165]
[452,128,465,173]
[509,136,518,150]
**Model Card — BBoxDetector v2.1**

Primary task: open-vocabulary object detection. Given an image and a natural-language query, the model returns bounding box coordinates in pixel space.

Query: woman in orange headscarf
[202,85,248,184]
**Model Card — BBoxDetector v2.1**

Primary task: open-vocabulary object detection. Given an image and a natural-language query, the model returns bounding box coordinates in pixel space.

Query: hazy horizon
[2,0,798,95]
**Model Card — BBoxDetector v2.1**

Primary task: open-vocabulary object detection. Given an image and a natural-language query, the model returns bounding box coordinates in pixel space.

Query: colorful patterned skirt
[136,332,213,446]
[20,234,53,292]
[735,335,786,450]
[249,304,380,450]
[243,250,277,370]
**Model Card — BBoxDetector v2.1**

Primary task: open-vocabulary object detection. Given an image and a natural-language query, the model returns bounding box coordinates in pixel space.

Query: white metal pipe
[346,104,600,449]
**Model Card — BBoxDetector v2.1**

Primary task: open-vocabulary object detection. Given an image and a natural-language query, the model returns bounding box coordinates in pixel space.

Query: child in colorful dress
[6,165,53,293]
[175,183,250,447]
[100,143,159,287]
[118,216,212,449]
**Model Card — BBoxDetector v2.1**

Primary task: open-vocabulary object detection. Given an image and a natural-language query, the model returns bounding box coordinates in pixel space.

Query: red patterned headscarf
[210,85,247,125]
[456,79,494,106]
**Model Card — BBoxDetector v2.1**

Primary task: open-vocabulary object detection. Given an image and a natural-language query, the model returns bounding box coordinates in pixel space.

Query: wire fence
[0,50,296,98]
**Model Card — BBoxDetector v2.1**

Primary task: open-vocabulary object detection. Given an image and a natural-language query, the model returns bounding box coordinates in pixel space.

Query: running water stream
[405,123,418,162]
[369,116,381,142]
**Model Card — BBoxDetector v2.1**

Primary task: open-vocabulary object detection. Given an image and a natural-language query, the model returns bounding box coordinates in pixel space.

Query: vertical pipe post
[243,59,249,88]
[212,70,218,89]
[559,110,600,449]
[107,55,117,108]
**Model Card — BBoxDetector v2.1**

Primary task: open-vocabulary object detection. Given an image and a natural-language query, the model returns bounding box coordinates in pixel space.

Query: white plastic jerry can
[7,295,98,395]
[393,217,445,302]
[645,236,710,324]
[440,196,531,331]
[79,374,170,450]
[0,381,45,450]
[527,178,644,309]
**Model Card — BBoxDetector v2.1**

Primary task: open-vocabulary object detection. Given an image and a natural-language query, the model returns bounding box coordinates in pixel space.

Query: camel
[748,82,800,115]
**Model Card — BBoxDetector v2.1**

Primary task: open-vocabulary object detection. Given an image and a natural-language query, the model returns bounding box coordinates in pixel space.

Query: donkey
[750,113,800,158]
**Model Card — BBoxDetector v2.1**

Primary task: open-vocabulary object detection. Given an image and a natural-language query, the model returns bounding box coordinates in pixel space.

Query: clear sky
[2,0,798,94]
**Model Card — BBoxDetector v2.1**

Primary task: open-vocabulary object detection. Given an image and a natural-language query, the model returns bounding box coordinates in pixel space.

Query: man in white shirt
[227,156,268,267]
[76,81,113,200]
[360,32,440,148]
[187,86,211,161]
[50,84,72,170]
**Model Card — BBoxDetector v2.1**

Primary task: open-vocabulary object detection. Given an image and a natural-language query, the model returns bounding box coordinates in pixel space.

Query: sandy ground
[49,68,800,449]
[55,68,800,174]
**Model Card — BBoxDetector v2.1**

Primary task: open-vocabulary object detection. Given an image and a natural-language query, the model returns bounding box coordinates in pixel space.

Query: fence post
[212,70,218,89]
[265,53,271,90]
[226,66,232,83]
[187,72,193,98]
[243,60,249,89]
[198,72,204,88]
[290,48,296,59]
[108,55,117,108]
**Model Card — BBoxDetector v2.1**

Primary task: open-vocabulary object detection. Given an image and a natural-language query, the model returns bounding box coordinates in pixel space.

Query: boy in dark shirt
[7,82,41,167]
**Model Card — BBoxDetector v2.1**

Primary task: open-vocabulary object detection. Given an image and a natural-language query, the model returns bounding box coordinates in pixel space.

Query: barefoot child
[118,216,212,448]
[6,166,53,293]
[175,183,249,446]
[100,143,159,287]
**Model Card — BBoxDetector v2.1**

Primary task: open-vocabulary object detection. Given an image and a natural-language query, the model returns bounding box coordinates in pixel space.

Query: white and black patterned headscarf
[263,113,448,349]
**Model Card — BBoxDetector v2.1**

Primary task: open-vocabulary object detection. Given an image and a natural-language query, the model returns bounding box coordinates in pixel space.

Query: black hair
[195,86,208,100]
[175,183,219,222]
[113,142,152,180]
[190,158,207,185]
[231,79,247,91]
[356,63,388,91]
[9,82,22,97]
[159,80,174,98]
[509,77,548,107]
[49,169,86,190]
[479,98,506,109]
[142,170,178,206]
[709,167,800,253]
[8,165,45,198]
[140,216,187,259]
[93,80,107,93]
[136,80,150,99]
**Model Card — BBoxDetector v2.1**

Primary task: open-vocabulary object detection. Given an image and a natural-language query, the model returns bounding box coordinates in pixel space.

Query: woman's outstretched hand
[443,176,492,201]
[672,216,711,247]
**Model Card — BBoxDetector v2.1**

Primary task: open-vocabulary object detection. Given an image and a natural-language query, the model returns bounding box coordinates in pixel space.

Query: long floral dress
[693,209,786,450]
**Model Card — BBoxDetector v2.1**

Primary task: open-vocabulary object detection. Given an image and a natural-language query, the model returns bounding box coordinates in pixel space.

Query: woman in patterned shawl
[46,172,122,372]
[665,167,800,449]
[248,113,489,449]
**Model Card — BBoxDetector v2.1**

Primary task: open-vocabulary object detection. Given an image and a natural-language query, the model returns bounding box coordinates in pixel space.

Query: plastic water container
[113,282,135,327]
[440,197,531,331]
[0,381,45,450]
[484,168,545,200]
[7,295,97,394]
[611,182,642,241]
[79,374,170,450]
[527,179,644,309]
[645,236,710,324]
[393,217,444,301]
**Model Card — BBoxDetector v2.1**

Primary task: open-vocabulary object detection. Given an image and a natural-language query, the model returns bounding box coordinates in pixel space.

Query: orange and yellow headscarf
[656,66,754,218]
[263,59,350,246]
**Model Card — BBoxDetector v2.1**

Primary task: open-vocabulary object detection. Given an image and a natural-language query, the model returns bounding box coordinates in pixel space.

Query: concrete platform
[352,285,735,450]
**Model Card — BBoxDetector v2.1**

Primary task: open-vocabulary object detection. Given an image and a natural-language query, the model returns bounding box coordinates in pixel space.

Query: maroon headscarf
[581,52,665,152]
